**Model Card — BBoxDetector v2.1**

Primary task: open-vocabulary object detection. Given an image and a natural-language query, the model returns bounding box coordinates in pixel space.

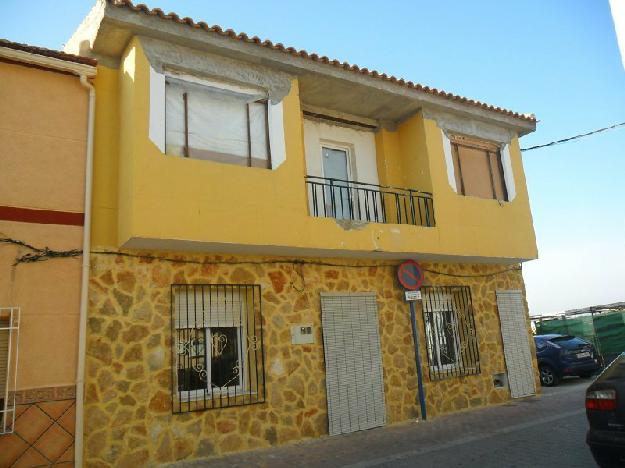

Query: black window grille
[171,284,265,413]
[421,286,480,381]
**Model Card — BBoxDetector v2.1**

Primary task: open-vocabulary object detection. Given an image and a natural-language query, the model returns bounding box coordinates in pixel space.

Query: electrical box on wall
[291,324,314,344]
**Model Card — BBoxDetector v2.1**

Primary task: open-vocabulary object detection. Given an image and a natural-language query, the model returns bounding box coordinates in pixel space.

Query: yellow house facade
[0,40,96,466]
[66,0,541,465]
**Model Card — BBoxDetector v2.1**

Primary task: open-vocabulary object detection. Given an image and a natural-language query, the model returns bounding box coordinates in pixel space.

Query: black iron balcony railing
[305,176,435,227]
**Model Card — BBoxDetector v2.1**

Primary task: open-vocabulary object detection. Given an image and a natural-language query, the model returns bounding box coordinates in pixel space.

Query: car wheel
[539,364,559,386]
[590,446,625,468]
[579,372,594,379]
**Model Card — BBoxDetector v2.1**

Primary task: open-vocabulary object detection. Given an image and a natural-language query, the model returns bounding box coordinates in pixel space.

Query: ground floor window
[421,286,480,380]
[0,307,20,434]
[172,284,265,412]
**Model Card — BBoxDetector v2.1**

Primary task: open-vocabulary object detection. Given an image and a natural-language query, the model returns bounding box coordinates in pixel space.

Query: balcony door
[322,146,351,219]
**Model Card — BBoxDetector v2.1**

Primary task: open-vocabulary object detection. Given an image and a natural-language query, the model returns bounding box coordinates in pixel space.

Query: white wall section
[149,65,165,152]
[501,144,516,201]
[303,119,379,184]
[441,131,458,193]
[268,101,286,169]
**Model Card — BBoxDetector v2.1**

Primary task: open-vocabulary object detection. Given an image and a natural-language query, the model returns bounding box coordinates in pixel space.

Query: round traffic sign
[397,260,424,291]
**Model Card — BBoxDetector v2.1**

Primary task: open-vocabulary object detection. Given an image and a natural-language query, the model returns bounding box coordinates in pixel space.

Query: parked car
[534,334,602,386]
[586,352,625,467]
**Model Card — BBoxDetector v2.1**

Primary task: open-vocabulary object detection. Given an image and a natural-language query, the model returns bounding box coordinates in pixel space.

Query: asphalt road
[180,377,597,468]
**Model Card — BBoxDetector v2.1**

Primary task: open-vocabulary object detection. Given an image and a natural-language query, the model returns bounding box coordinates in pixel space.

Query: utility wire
[521,121,625,152]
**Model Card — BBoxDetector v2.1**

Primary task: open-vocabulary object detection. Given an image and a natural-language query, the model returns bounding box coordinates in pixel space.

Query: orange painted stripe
[0,206,84,226]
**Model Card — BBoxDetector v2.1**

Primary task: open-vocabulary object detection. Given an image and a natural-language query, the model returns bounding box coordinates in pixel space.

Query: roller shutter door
[320,292,386,436]
[496,290,536,398]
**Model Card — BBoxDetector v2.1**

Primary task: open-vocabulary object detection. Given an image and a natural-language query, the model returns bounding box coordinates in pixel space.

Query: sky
[1,0,623,316]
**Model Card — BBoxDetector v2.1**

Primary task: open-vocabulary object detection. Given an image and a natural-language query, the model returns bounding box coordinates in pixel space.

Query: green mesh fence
[593,312,625,363]
[535,312,625,364]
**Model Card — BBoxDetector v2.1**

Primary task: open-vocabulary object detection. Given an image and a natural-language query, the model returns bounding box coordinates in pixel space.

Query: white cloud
[610,0,625,69]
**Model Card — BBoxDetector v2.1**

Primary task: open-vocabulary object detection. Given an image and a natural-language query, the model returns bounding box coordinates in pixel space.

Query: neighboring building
[66,0,540,465]
[0,40,96,466]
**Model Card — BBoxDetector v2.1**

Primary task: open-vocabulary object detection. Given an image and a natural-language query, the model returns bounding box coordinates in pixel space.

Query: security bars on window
[171,285,265,413]
[0,307,20,434]
[420,286,480,380]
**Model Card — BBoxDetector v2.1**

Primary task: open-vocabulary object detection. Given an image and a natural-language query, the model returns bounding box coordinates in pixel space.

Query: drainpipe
[75,74,95,468]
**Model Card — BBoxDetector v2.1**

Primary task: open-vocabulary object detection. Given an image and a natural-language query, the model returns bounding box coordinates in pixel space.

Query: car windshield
[600,354,625,381]
[549,336,588,349]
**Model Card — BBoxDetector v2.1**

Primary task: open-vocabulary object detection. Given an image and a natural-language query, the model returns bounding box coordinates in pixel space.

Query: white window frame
[1,307,20,435]
[423,294,462,372]
[319,141,355,182]
[320,143,355,220]
[178,324,248,402]
[425,308,461,371]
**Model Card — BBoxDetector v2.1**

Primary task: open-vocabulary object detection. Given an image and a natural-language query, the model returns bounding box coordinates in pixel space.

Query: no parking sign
[397,260,424,291]
[397,259,427,420]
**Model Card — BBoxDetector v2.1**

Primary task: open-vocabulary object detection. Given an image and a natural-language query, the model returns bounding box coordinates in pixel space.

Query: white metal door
[496,291,536,398]
[320,292,386,436]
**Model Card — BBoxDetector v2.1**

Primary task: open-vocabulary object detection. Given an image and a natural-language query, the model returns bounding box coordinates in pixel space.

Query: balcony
[305,176,435,227]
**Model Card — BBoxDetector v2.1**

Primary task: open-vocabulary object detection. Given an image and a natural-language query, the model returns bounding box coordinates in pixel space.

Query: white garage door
[496,290,536,398]
[320,292,386,436]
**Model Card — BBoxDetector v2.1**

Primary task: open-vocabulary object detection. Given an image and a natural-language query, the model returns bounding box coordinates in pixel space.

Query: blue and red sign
[397,260,424,291]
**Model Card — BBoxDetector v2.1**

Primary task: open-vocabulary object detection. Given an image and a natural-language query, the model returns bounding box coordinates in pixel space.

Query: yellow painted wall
[0,61,87,212]
[92,38,537,263]
[91,65,120,248]
[0,62,87,390]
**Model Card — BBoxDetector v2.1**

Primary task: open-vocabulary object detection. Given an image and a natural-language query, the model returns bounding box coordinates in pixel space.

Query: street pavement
[179,378,597,468]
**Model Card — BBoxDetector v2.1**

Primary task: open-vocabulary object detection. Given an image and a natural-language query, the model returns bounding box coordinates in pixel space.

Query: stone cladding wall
[84,250,538,467]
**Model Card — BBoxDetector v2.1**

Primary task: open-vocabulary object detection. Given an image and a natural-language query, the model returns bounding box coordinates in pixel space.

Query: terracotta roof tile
[0,38,97,67]
[107,0,535,123]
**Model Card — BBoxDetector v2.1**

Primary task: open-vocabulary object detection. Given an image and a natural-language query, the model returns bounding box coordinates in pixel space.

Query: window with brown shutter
[449,134,508,201]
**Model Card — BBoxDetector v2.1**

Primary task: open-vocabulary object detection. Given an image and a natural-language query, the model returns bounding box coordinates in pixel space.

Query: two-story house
[0,39,96,466]
[66,0,540,465]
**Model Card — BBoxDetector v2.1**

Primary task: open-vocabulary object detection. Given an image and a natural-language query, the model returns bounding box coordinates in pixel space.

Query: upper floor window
[165,76,271,168]
[449,134,508,201]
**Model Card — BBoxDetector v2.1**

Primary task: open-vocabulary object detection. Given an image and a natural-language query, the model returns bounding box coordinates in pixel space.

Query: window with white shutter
[171,285,265,413]
[421,287,481,380]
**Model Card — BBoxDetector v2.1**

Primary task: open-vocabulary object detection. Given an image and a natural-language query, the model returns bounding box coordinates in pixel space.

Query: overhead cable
[521,121,625,152]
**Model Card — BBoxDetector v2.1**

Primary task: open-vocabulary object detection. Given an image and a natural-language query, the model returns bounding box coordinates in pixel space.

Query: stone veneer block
[83,250,539,466]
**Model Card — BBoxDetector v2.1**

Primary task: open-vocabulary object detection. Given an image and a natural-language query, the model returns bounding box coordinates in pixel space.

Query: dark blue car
[534,334,602,386]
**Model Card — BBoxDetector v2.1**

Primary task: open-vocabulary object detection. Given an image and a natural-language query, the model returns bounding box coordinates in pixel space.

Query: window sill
[178,390,257,403]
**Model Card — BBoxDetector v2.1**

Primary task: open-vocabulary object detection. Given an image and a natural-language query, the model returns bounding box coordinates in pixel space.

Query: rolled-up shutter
[496,290,536,398]
[320,292,386,436]
[174,287,244,329]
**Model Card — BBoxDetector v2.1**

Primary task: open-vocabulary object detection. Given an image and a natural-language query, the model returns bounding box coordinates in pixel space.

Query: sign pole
[409,300,427,421]
[397,259,427,421]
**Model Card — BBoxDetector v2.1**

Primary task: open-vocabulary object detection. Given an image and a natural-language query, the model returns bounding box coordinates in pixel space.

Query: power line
[521,121,625,152]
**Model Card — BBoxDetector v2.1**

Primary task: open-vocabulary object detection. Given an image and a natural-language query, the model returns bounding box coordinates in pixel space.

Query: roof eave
[0,44,97,77]
[67,0,535,134]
